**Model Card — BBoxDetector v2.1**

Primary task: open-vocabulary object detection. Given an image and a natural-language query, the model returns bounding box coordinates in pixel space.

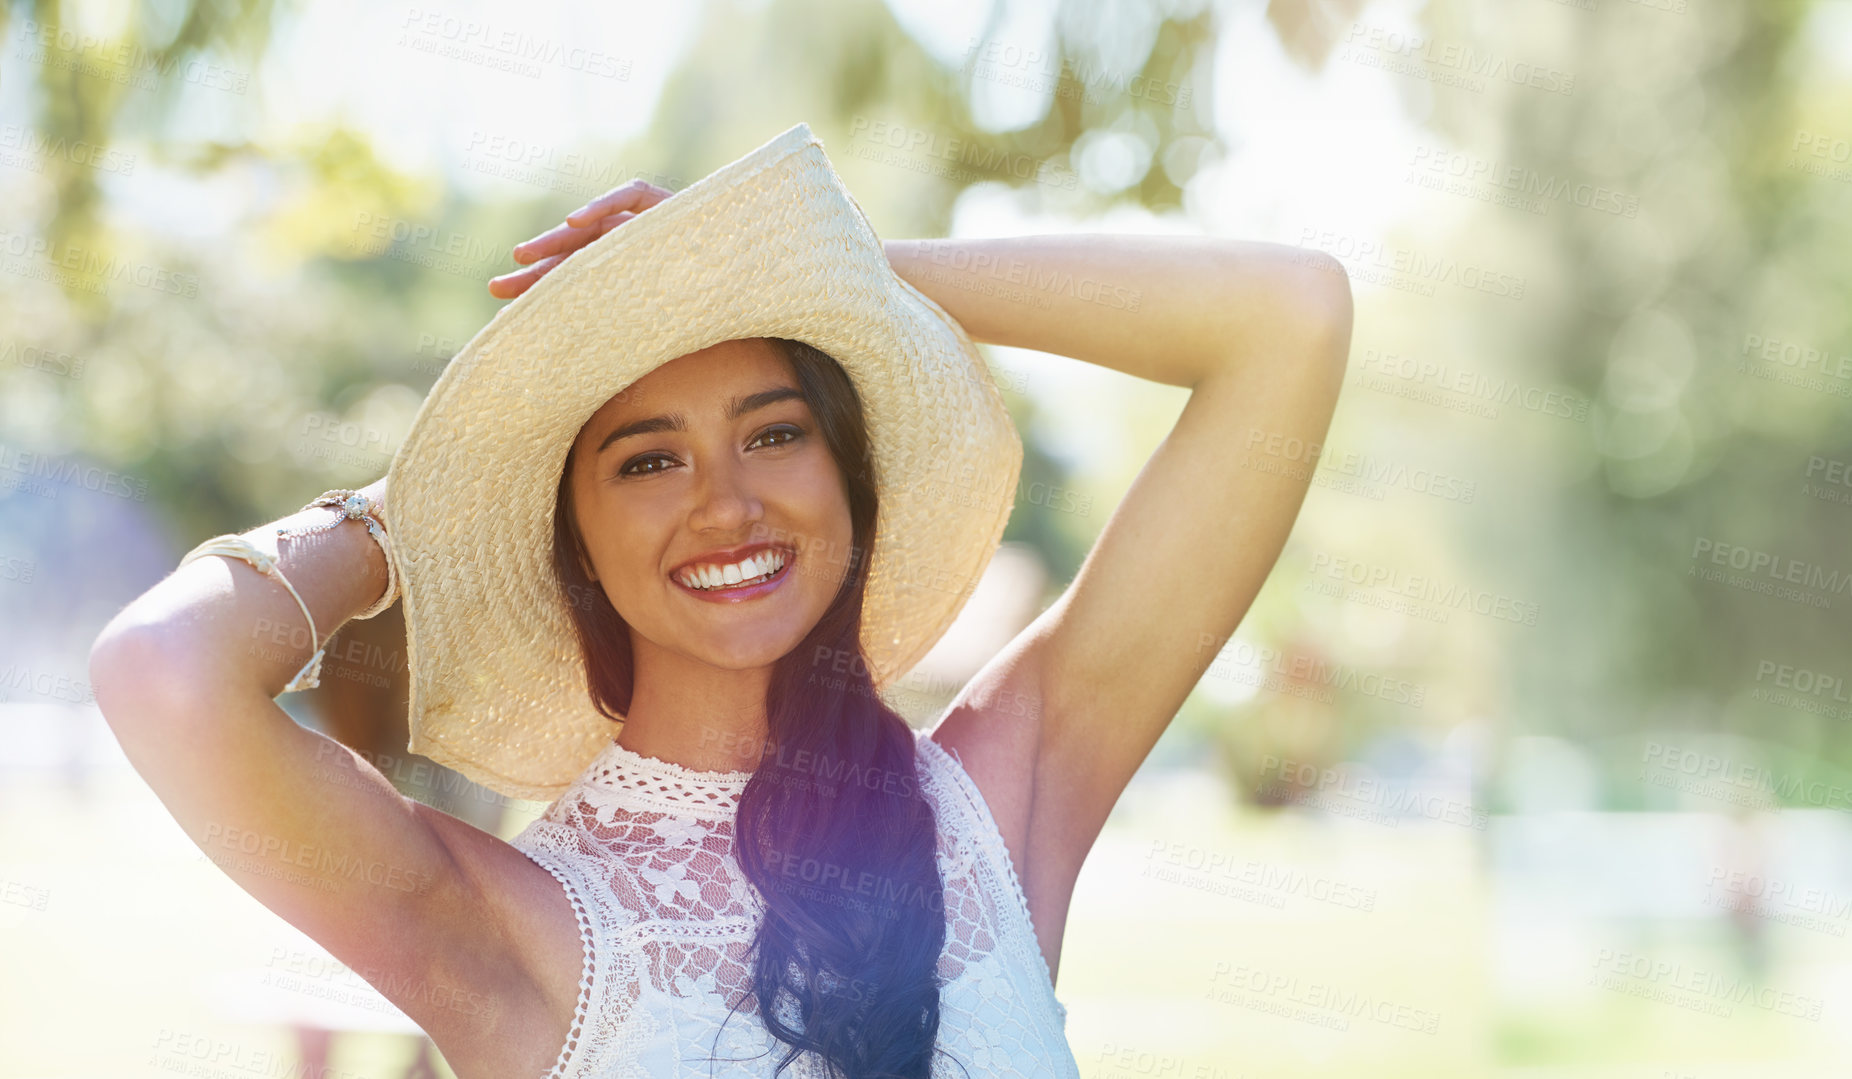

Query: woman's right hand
[487,179,676,300]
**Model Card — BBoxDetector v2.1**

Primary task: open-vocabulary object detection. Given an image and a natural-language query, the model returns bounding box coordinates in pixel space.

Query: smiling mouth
[672,547,794,593]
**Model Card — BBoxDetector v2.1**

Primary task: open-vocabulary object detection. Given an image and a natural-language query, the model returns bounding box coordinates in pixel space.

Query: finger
[487,269,537,300]
[511,220,600,265]
[565,179,669,228]
[512,210,638,265]
[487,253,565,299]
[486,271,526,300]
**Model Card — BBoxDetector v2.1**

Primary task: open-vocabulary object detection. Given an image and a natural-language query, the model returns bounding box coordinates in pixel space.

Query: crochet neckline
[580,737,753,819]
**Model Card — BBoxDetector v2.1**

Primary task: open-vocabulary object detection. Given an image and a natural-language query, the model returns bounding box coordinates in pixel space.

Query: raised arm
[883,234,1341,388]
[87,477,582,1074]
[888,234,1354,981]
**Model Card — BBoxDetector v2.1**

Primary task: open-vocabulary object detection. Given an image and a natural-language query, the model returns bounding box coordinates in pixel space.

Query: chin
[685,623,814,672]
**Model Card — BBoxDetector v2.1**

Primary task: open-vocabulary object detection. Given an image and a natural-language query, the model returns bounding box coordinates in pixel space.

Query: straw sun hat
[382,121,1023,802]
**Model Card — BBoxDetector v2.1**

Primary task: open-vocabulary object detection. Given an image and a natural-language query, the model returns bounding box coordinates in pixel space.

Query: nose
[686,451,764,535]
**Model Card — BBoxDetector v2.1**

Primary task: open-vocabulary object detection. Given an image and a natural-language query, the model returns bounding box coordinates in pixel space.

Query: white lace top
[509,723,1080,1078]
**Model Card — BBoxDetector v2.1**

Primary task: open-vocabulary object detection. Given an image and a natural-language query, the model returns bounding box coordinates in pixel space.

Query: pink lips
[672,552,795,604]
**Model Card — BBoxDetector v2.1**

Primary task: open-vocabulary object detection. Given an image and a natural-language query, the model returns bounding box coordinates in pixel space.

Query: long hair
[550,338,963,1078]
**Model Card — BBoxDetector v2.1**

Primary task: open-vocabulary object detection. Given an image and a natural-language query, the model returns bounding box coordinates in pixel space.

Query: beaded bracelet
[277,489,398,621]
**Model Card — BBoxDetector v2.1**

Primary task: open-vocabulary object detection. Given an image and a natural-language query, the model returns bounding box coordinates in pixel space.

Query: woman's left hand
[487,179,676,300]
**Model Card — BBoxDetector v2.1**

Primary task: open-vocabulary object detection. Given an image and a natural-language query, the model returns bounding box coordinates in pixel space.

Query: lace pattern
[509,726,1079,1078]
[914,735,1071,1031]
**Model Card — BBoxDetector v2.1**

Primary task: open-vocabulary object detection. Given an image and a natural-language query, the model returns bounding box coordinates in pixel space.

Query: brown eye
[620,453,674,477]
[753,425,804,449]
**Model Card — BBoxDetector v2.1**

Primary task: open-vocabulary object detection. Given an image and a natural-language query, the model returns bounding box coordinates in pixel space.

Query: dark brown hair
[550,338,967,1078]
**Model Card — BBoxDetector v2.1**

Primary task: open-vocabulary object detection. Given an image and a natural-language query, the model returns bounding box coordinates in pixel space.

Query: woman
[89,130,1352,1078]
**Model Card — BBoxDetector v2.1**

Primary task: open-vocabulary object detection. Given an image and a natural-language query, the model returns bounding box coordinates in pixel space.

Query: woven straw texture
[384,121,1023,802]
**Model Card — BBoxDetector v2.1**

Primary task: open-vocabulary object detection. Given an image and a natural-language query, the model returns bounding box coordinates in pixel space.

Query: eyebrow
[596,386,808,455]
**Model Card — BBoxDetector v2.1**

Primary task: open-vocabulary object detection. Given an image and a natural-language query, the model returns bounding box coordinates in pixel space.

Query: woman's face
[566,338,854,673]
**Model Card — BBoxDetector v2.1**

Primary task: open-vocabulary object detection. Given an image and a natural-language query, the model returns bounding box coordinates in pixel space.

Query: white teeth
[679,550,787,590]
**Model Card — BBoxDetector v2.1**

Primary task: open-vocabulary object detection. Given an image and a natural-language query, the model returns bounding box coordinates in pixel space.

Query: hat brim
[383,121,1023,802]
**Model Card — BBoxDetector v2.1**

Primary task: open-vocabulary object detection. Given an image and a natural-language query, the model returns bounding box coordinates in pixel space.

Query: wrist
[275,485,397,622]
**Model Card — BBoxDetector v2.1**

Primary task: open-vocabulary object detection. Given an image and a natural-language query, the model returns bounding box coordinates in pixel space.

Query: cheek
[597,522,658,583]
[792,464,855,583]
[789,459,851,528]
[574,491,651,581]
